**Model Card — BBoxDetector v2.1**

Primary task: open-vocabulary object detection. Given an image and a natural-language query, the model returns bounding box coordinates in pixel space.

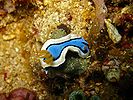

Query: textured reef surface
[0,0,133,100]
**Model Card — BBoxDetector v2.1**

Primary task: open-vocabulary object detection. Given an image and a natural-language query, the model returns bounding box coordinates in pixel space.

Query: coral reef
[9,88,37,100]
[91,0,107,34]
[102,58,121,82]
[0,0,132,99]
[51,29,67,39]
[90,95,100,100]
[63,52,89,76]
[105,19,122,44]
[0,88,37,100]
[106,68,120,82]
[44,76,66,95]
[0,93,7,100]
[69,90,86,100]
[118,71,133,99]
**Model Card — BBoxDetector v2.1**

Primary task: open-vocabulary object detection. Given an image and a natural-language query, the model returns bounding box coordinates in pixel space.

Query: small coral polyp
[39,34,89,69]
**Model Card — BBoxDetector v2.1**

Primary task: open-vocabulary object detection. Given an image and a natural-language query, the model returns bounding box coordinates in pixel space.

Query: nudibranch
[40,34,89,69]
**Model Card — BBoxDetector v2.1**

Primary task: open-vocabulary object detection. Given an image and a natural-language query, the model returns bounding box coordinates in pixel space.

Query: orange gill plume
[38,50,53,65]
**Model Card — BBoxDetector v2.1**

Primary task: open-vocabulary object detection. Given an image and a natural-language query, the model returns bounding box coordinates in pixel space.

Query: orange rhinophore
[38,50,53,65]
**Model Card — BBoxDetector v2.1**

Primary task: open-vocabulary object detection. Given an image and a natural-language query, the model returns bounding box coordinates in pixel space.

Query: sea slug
[40,34,89,69]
